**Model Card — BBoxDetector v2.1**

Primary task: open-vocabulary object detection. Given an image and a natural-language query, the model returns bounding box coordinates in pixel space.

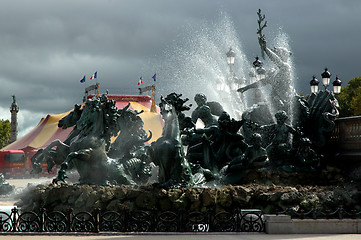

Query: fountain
[155,13,250,118]
[13,10,361,233]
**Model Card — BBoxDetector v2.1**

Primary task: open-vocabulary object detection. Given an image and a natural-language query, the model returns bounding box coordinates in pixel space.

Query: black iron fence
[3,206,360,233]
[279,206,361,220]
[0,208,264,233]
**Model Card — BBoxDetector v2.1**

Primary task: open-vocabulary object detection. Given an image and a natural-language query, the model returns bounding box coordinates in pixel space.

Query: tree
[0,119,10,149]
[337,76,361,117]
[350,90,361,116]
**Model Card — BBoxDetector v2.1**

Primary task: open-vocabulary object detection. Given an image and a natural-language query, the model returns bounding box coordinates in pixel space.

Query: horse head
[159,96,178,122]
[116,103,145,132]
[58,104,82,129]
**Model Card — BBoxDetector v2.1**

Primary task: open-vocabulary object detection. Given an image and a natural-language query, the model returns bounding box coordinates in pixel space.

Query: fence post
[151,207,158,232]
[338,206,344,219]
[123,208,129,232]
[178,208,185,232]
[93,208,100,233]
[206,207,214,232]
[235,208,241,232]
[300,209,305,219]
[351,209,357,219]
[66,208,73,232]
[11,207,18,232]
[312,208,318,219]
[39,208,46,232]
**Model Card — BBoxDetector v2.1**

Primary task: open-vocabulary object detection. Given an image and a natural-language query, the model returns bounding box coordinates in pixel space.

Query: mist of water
[154,14,251,119]
[153,14,296,122]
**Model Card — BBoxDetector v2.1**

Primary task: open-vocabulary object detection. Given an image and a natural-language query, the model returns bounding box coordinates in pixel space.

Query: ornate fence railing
[3,206,361,233]
[278,206,361,220]
[0,207,264,233]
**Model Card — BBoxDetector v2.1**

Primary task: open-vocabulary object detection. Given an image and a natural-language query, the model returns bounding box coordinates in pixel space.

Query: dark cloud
[0,0,360,137]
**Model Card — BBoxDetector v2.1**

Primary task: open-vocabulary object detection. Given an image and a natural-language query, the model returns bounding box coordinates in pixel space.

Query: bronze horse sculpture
[52,95,150,185]
[31,104,83,174]
[149,93,193,188]
[108,103,152,160]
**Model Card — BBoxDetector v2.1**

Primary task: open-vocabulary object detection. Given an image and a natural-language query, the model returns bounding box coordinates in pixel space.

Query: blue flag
[152,73,156,81]
[80,75,86,83]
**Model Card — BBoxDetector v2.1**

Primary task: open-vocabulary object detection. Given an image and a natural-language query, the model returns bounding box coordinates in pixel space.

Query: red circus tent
[1,95,163,167]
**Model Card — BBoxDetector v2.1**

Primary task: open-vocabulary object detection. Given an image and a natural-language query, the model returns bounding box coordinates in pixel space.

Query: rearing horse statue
[149,93,193,188]
[31,104,83,173]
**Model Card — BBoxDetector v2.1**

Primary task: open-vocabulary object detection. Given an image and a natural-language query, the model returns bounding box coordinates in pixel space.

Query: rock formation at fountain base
[16,166,360,215]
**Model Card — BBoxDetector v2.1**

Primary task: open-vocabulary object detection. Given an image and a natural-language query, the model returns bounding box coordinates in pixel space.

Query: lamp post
[230,76,240,91]
[226,48,246,91]
[252,56,266,81]
[332,76,342,94]
[216,78,226,92]
[226,47,235,76]
[310,76,319,94]
[216,47,246,118]
[217,47,241,93]
[321,68,331,89]
[310,68,341,94]
[248,56,266,104]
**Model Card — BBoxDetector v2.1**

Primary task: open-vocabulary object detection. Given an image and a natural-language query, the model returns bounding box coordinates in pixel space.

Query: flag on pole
[80,75,86,83]
[138,76,143,85]
[90,71,97,80]
[152,73,156,82]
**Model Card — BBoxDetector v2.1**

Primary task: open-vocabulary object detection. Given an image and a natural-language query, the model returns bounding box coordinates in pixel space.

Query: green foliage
[350,91,361,116]
[337,76,361,117]
[0,119,10,149]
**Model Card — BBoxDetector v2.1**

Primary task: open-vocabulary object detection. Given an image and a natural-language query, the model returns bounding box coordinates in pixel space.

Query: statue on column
[9,95,19,144]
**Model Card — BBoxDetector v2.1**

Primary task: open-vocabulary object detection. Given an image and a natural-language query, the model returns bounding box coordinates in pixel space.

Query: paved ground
[0,233,361,240]
[0,177,52,207]
[6,176,52,188]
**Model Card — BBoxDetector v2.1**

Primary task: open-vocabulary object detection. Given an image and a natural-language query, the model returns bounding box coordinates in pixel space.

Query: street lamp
[310,76,319,94]
[224,47,239,91]
[230,76,246,91]
[252,56,266,81]
[226,47,236,79]
[309,68,341,94]
[247,56,266,104]
[217,78,226,91]
[321,68,331,89]
[256,66,266,80]
[230,77,239,91]
[332,76,342,94]
[226,47,235,65]
[249,70,257,83]
[221,48,248,93]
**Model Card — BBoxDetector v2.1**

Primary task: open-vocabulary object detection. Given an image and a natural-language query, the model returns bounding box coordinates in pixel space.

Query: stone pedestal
[265,214,293,234]
[265,214,361,234]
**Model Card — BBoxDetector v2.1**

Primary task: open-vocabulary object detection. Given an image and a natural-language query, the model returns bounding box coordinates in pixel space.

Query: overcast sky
[0,0,360,138]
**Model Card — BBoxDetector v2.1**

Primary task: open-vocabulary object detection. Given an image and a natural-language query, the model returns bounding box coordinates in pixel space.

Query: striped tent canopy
[2,95,163,154]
